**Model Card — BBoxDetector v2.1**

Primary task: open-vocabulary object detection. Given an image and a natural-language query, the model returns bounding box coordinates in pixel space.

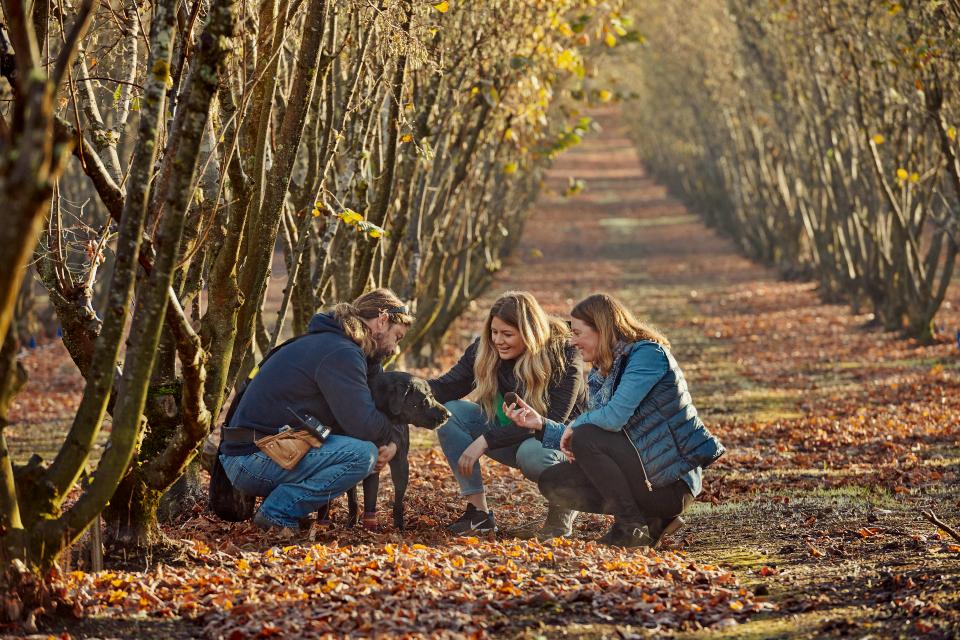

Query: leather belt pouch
[255,430,323,470]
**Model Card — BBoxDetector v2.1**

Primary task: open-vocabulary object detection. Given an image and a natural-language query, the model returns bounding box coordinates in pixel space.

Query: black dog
[319,371,449,530]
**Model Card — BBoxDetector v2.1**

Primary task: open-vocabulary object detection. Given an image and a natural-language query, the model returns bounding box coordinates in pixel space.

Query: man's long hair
[571,293,670,375]
[473,291,569,418]
[333,288,414,359]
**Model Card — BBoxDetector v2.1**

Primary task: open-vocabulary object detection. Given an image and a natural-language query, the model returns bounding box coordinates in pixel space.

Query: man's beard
[370,333,398,362]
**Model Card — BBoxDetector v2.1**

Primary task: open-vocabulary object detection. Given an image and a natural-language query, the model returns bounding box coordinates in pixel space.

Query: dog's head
[371,371,450,430]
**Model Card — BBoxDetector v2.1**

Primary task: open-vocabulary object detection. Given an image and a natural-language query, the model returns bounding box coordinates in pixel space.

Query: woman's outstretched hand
[503,395,544,431]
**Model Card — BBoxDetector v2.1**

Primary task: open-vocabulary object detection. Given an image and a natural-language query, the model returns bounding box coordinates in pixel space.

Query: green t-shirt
[493,392,512,427]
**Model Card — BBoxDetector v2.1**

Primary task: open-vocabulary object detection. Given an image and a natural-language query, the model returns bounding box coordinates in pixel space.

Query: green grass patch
[717,387,803,423]
[410,428,438,451]
[695,485,902,516]
[598,214,701,229]
[676,609,860,640]
[831,356,960,371]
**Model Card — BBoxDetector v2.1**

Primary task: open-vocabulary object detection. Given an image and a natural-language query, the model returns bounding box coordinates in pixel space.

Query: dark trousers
[538,424,693,525]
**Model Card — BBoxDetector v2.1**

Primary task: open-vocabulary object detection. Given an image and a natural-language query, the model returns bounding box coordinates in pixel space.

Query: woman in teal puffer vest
[505,293,725,548]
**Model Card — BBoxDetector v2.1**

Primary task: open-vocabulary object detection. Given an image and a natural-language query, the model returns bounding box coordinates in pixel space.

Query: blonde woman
[220,288,414,532]
[506,293,725,547]
[429,291,586,535]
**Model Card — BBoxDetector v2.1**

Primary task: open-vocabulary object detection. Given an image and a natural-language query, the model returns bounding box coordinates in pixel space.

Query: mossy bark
[102,472,165,550]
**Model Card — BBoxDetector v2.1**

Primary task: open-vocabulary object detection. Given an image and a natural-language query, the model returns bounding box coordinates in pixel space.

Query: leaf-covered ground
[7,107,960,638]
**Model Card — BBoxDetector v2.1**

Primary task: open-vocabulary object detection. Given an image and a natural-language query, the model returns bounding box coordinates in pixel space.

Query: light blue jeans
[437,400,566,496]
[220,434,377,528]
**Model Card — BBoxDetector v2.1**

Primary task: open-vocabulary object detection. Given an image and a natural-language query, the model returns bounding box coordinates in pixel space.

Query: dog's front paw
[361,511,380,532]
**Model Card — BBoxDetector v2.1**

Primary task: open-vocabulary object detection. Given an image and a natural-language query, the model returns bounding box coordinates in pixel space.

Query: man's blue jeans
[220,434,377,528]
[436,400,566,496]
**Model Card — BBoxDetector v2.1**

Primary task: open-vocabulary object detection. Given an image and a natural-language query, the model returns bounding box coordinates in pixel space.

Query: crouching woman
[429,291,585,536]
[506,293,725,547]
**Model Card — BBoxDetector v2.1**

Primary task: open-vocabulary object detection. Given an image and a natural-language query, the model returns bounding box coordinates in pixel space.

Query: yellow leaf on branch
[339,209,363,225]
[432,1,449,13]
[556,49,578,71]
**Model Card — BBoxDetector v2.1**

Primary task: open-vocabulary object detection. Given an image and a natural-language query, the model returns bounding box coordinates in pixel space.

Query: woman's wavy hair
[473,291,569,418]
[571,293,670,374]
[333,288,414,359]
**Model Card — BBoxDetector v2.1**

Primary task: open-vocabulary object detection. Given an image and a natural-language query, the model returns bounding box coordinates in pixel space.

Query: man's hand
[457,435,488,477]
[375,441,398,472]
[559,425,575,462]
[503,395,544,431]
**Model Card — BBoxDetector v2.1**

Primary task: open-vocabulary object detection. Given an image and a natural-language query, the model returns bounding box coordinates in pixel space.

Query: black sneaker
[534,506,578,541]
[447,504,497,535]
[596,520,654,548]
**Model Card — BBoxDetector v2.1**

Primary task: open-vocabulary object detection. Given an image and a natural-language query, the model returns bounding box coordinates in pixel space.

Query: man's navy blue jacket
[221,312,396,456]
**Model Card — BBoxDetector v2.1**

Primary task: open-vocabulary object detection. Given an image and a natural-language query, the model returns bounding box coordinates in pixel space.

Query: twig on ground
[920,509,960,543]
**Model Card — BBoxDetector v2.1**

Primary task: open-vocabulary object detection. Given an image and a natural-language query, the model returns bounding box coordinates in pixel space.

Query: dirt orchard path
[7,106,958,639]
[457,104,959,480]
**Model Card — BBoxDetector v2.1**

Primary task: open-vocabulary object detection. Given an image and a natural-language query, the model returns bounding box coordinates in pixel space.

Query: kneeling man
[219,288,413,532]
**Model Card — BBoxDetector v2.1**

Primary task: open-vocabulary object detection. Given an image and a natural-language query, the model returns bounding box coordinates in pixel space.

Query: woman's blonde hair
[473,291,569,418]
[333,288,414,359]
[571,293,670,375]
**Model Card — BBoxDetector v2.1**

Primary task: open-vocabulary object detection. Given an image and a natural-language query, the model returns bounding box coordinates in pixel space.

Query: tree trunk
[101,473,165,551]
[233,0,330,375]
[0,327,27,537]
[157,461,203,523]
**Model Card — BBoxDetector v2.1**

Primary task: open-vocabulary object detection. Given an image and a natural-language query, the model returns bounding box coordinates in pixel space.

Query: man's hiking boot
[253,511,305,539]
[534,506,578,541]
[447,503,497,535]
[596,519,654,548]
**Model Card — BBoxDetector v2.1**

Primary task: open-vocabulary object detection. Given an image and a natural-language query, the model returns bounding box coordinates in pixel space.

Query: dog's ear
[388,381,407,417]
